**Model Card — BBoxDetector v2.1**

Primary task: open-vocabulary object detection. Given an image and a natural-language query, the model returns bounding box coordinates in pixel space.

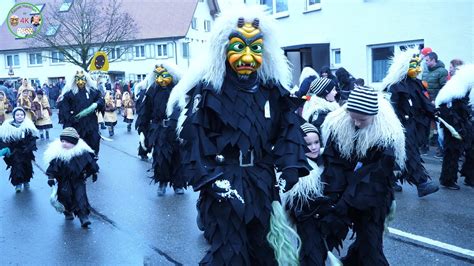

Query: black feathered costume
[320,97,406,265]
[45,139,99,218]
[0,118,38,187]
[435,65,474,187]
[134,84,150,158]
[59,72,105,156]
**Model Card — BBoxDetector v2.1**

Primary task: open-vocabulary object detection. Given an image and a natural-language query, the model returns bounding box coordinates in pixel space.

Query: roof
[0,0,200,52]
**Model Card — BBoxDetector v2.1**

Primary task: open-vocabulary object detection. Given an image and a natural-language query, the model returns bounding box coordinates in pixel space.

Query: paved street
[1,113,473,265]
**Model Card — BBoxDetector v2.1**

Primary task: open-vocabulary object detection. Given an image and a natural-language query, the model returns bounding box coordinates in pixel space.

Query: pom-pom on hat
[60,127,80,145]
[309,77,336,98]
[347,85,379,116]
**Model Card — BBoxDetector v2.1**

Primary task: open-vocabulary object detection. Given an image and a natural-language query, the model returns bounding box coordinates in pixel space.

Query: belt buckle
[162,118,169,127]
[239,150,254,167]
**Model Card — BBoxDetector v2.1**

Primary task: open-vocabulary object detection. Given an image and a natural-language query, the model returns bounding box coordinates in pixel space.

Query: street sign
[8,66,14,76]
[89,51,109,72]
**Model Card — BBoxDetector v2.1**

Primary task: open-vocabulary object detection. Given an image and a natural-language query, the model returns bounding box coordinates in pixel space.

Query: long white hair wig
[167,4,292,115]
[435,64,474,107]
[299,66,319,87]
[144,62,183,92]
[61,68,97,96]
[380,47,420,91]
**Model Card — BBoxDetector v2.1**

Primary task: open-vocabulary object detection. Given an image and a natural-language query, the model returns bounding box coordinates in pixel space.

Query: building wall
[271,0,473,86]
[0,0,214,86]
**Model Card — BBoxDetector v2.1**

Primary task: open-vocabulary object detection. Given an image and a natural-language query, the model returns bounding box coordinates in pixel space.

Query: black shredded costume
[138,83,185,190]
[45,140,99,218]
[59,88,105,155]
[180,69,310,265]
[438,95,474,186]
[388,78,435,185]
[0,119,37,186]
[134,88,150,158]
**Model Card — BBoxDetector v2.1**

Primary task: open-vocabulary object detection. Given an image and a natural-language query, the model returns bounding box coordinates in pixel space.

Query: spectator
[56,78,65,95]
[49,83,60,109]
[41,83,49,98]
[335,67,356,104]
[422,52,448,100]
[319,66,339,86]
[0,80,16,107]
[355,78,365,86]
[448,59,464,80]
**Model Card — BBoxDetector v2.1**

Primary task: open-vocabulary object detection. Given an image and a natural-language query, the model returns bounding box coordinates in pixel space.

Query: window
[29,53,42,65]
[183,42,190,58]
[136,74,146,81]
[157,44,168,57]
[305,0,321,12]
[331,49,341,66]
[59,0,73,12]
[204,20,211,32]
[135,45,145,58]
[109,47,121,60]
[6,54,20,67]
[46,25,60,36]
[191,17,197,30]
[370,41,423,83]
[261,0,288,17]
[51,51,65,63]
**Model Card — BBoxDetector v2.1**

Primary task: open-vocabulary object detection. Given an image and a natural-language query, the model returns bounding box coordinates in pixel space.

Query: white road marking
[388,227,474,257]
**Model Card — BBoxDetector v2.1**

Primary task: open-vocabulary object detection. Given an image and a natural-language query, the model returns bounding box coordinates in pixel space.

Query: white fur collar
[435,64,474,107]
[0,118,38,141]
[302,96,340,122]
[380,47,419,91]
[44,139,94,164]
[321,96,406,169]
[283,159,324,210]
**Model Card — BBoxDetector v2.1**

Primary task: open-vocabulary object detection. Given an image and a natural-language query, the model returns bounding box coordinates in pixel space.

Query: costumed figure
[122,91,135,132]
[45,127,99,228]
[32,90,53,139]
[283,122,333,266]
[0,91,13,124]
[295,66,319,97]
[0,107,38,192]
[320,86,405,265]
[302,77,339,132]
[17,89,35,121]
[104,91,118,137]
[435,64,474,189]
[168,6,310,265]
[58,70,105,157]
[115,89,122,113]
[134,79,150,160]
[381,48,439,196]
[138,64,185,195]
[17,78,36,100]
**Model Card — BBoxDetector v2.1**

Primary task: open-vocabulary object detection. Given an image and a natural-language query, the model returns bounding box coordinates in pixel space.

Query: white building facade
[0,0,217,87]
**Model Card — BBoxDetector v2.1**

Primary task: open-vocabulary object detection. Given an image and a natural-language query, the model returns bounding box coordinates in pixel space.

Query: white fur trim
[0,118,38,141]
[43,139,94,164]
[302,96,340,122]
[299,67,319,87]
[321,96,406,169]
[61,68,97,96]
[167,4,292,116]
[435,64,474,107]
[282,159,324,210]
[379,47,420,92]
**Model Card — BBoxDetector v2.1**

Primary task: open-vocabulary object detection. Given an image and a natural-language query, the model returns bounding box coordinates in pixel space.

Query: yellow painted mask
[154,65,173,88]
[227,18,263,76]
[407,55,422,78]
[75,71,86,89]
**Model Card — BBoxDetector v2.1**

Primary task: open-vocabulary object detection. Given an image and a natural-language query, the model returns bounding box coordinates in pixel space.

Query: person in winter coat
[45,127,99,228]
[0,107,38,192]
[335,67,355,104]
[295,66,319,97]
[422,52,448,100]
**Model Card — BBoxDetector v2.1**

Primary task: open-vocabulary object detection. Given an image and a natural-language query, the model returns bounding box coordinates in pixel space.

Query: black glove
[47,179,55,187]
[92,174,98,183]
[280,168,299,192]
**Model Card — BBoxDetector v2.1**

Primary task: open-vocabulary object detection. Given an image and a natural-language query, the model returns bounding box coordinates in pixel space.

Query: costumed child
[104,91,117,137]
[283,122,333,266]
[0,107,38,193]
[320,86,405,265]
[121,91,134,132]
[17,78,36,100]
[0,91,13,125]
[44,127,99,228]
[302,77,340,132]
[17,89,35,121]
[115,89,122,113]
[32,90,53,139]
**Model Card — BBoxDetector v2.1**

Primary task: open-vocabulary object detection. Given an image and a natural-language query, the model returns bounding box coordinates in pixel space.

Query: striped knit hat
[60,127,80,145]
[301,122,320,136]
[347,85,378,115]
[309,77,336,98]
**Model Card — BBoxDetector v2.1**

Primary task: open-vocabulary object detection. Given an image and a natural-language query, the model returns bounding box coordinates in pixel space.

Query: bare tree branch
[30,0,138,71]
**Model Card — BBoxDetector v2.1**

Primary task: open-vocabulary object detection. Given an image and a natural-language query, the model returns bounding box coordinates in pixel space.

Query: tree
[31,0,137,71]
